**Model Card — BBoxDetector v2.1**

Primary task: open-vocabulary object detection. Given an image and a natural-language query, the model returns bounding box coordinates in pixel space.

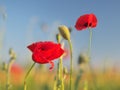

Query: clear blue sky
[0,0,120,67]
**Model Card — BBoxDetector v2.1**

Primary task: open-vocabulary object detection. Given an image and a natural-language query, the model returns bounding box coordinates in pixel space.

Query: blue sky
[0,0,120,67]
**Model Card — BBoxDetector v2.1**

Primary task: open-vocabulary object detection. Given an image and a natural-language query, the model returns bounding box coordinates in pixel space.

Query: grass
[0,64,120,90]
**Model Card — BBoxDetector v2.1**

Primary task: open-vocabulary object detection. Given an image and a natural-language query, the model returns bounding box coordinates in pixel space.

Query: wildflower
[75,13,97,30]
[27,41,64,70]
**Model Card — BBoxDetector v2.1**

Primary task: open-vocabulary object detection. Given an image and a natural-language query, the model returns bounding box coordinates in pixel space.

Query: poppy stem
[24,62,36,90]
[56,34,64,90]
[53,76,57,90]
[59,56,64,90]
[58,50,64,90]
[88,28,92,57]
[68,40,73,90]
[6,58,15,90]
[88,28,98,90]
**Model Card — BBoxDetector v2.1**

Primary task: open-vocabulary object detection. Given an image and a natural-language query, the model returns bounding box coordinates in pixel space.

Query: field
[0,1,120,90]
[0,63,120,90]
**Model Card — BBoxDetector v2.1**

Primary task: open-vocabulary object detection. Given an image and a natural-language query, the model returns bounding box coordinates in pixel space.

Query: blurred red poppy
[11,63,24,85]
[27,41,64,70]
[75,13,97,30]
[63,48,70,60]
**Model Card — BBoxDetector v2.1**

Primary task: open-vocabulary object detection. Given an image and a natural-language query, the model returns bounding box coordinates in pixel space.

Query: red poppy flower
[27,41,64,70]
[75,13,97,30]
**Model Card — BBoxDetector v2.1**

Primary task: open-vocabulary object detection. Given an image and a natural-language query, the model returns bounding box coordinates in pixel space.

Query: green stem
[6,59,15,90]
[74,69,83,90]
[68,40,73,90]
[88,28,92,57]
[24,62,36,90]
[57,51,64,90]
[56,36,64,90]
[88,28,98,90]
[59,57,64,90]
[53,76,57,90]
[57,62,60,90]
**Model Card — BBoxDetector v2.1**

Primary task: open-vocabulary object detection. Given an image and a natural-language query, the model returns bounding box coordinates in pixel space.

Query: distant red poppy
[75,13,97,30]
[63,48,70,59]
[27,41,64,70]
[11,63,24,85]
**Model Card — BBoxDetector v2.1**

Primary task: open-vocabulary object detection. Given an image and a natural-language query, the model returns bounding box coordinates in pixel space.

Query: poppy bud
[78,53,89,65]
[9,48,16,60]
[2,62,8,71]
[56,33,61,43]
[58,25,70,41]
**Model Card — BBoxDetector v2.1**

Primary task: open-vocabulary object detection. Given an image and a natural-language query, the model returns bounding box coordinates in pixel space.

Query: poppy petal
[49,61,54,71]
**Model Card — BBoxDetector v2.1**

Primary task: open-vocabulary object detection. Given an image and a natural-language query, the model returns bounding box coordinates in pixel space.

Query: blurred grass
[0,64,120,90]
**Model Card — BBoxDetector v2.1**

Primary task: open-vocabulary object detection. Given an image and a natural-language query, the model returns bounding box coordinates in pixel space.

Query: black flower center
[84,22,92,27]
[89,23,92,26]
[84,23,88,27]
[40,46,47,51]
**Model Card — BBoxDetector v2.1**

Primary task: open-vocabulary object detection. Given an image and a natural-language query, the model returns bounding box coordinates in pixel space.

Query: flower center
[89,23,92,26]
[84,23,88,27]
[84,22,92,27]
[40,46,47,51]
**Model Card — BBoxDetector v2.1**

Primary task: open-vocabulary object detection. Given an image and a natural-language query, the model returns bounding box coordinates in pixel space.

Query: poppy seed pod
[58,25,70,41]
